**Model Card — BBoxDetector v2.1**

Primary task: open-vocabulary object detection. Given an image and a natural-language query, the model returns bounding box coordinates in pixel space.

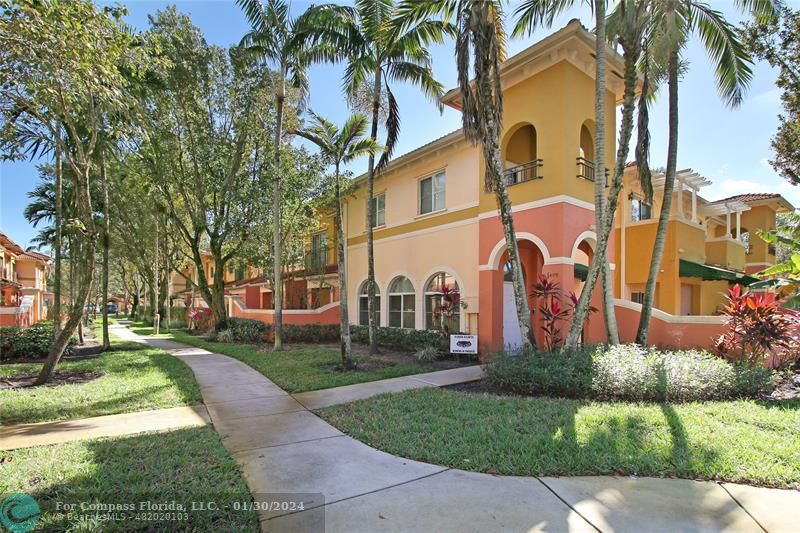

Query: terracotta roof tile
[713,193,781,203]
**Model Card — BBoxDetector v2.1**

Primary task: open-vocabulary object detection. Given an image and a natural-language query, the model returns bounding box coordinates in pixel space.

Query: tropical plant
[431,285,466,336]
[757,211,800,308]
[237,0,333,350]
[295,112,379,369]
[533,274,597,351]
[395,0,535,351]
[714,284,799,365]
[635,0,777,344]
[303,0,445,354]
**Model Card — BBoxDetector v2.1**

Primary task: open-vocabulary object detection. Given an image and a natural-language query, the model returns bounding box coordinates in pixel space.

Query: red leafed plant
[714,284,799,365]
[187,307,213,332]
[533,274,597,352]
[432,285,467,336]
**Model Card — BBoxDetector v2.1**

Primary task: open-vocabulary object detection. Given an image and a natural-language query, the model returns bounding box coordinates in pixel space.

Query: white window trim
[418,171,446,216]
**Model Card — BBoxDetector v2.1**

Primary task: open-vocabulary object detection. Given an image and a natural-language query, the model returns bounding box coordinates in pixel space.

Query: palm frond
[512,0,577,38]
[376,84,400,173]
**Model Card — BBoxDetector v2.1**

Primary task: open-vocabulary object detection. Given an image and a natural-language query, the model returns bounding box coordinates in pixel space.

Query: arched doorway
[498,240,545,349]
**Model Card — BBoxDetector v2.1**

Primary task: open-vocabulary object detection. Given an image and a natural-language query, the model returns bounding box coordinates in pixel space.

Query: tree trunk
[637,49,679,344]
[335,164,353,369]
[53,125,63,336]
[272,76,286,350]
[36,163,97,385]
[211,257,227,330]
[563,0,609,350]
[100,147,110,350]
[365,67,382,355]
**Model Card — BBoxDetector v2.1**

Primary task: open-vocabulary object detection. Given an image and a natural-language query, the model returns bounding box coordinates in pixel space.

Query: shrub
[350,325,451,352]
[215,318,267,343]
[484,344,774,402]
[714,284,799,365]
[0,321,76,360]
[483,347,594,397]
[415,346,440,362]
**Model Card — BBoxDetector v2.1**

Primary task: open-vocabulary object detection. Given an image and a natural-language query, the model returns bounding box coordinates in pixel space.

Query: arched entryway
[497,239,545,349]
[572,232,597,297]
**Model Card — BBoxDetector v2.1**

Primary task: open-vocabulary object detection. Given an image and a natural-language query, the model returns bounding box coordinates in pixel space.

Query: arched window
[388,276,415,329]
[425,272,460,332]
[358,281,380,326]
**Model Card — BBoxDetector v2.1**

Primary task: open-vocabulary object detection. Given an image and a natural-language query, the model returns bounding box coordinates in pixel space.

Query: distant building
[0,231,50,327]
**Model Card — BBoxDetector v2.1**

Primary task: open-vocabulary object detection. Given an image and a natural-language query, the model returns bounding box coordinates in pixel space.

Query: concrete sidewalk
[0,405,210,450]
[116,324,797,532]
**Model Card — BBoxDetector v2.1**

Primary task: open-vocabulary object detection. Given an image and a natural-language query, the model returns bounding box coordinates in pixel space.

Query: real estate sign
[450,334,478,354]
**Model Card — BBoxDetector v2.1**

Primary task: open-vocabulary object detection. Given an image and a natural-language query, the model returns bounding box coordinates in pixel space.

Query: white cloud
[749,87,781,109]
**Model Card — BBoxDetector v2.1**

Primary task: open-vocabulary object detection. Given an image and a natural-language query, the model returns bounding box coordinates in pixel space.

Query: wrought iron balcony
[576,157,609,182]
[304,246,336,275]
[503,159,543,186]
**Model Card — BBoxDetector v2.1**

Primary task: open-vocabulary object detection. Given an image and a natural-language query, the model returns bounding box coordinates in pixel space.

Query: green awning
[574,263,588,281]
[679,259,758,285]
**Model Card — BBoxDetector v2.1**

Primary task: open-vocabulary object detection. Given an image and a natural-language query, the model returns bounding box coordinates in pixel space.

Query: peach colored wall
[230,300,340,326]
[610,301,725,349]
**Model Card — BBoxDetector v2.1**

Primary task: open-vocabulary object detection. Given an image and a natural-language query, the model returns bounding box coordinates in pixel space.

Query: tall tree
[0,0,142,383]
[635,0,774,344]
[514,0,620,348]
[140,8,274,330]
[396,0,535,351]
[743,3,800,186]
[296,112,378,368]
[237,0,330,350]
[303,0,445,353]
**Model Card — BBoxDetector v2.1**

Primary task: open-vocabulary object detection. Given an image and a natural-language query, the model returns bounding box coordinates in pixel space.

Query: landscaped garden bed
[0,426,259,531]
[318,345,800,489]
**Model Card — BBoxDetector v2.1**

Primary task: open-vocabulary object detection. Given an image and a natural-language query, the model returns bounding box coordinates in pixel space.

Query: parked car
[106,302,118,314]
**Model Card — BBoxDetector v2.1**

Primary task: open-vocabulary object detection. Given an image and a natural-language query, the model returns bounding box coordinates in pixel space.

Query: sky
[1,0,799,250]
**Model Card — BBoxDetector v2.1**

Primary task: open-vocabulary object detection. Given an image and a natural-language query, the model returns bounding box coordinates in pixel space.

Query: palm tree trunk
[273,76,286,350]
[335,163,353,368]
[100,147,110,350]
[636,49,679,344]
[53,125,63,336]
[36,163,97,385]
[365,68,382,355]
[563,0,609,350]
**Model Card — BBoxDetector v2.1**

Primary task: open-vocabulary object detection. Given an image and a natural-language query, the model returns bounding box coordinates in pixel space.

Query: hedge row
[484,344,774,402]
[0,321,76,360]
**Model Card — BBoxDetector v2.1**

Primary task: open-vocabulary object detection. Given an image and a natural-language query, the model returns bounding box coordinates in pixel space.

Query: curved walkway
[113,324,797,532]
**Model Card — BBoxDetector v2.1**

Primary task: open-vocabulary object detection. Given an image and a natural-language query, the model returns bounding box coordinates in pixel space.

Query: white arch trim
[485,232,552,271]
[571,230,598,259]
[421,266,467,333]
[354,277,387,328]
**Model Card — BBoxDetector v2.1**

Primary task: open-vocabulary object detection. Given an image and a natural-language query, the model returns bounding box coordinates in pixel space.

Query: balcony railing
[576,157,609,182]
[503,159,543,186]
[305,246,335,275]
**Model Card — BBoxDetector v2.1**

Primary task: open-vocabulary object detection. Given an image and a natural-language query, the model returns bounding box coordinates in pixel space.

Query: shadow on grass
[6,427,259,532]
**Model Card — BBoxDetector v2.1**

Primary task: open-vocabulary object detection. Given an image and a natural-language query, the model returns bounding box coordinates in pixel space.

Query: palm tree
[295,112,379,368]
[635,0,775,344]
[301,0,445,354]
[237,0,332,350]
[513,0,617,348]
[396,0,535,351]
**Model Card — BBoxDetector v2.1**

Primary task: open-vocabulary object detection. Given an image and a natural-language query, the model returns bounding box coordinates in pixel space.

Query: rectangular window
[370,193,385,228]
[419,172,445,215]
[311,232,327,270]
[631,198,652,222]
[631,292,645,304]
[389,294,415,329]
[359,296,380,326]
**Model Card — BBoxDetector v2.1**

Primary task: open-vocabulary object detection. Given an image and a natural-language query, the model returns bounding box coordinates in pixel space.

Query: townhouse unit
[175,20,792,351]
[0,231,51,327]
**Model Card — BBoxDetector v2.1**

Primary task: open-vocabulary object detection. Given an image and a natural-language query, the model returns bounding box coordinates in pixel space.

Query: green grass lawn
[0,426,259,531]
[319,387,800,489]
[133,326,434,393]
[0,340,202,425]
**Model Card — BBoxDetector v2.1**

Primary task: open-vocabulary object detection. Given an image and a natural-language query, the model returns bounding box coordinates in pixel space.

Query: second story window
[631,198,652,222]
[370,193,385,228]
[419,172,445,215]
[311,232,327,270]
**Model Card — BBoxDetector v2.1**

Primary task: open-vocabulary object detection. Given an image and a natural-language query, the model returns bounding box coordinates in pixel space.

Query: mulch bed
[0,370,103,390]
